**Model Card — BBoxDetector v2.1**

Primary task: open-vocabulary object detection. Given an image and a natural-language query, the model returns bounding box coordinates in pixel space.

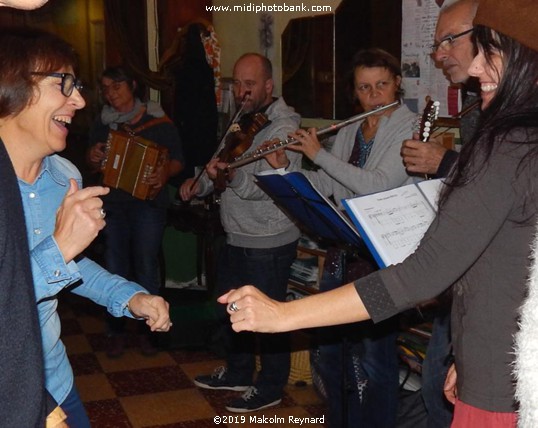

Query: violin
[214,111,269,192]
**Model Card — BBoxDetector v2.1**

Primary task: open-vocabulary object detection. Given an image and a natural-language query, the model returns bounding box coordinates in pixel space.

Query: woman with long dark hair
[220,0,538,425]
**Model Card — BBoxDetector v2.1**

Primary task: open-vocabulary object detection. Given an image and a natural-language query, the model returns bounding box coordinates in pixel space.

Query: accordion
[100,129,169,200]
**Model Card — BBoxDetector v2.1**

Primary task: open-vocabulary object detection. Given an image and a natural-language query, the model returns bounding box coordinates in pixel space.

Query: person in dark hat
[220,0,538,425]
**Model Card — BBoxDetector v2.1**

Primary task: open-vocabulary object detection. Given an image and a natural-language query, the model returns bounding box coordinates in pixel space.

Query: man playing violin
[179,53,301,413]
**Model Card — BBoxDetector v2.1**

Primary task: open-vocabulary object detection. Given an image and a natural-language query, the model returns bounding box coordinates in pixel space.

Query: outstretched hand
[218,286,286,333]
[127,293,172,332]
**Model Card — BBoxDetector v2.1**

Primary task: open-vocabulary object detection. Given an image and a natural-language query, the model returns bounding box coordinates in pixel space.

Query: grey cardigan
[299,103,419,209]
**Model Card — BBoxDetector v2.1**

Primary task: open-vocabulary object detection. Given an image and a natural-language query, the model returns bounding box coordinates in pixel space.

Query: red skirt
[451,398,517,428]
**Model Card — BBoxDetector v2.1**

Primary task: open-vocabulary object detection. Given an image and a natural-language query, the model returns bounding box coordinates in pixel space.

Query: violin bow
[189,91,251,192]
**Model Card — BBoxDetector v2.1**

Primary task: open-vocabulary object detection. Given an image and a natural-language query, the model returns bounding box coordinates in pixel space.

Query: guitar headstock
[417,100,440,142]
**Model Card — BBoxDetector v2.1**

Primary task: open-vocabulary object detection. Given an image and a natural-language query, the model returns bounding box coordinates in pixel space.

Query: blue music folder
[255,169,363,249]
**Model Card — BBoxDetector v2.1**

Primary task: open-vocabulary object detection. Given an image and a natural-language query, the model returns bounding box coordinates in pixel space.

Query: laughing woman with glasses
[0,28,173,428]
[30,72,83,97]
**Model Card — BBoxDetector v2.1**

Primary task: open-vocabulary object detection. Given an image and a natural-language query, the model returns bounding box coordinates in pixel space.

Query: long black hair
[439,25,538,206]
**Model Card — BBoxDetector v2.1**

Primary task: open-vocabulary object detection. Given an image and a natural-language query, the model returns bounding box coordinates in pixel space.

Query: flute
[226,100,400,170]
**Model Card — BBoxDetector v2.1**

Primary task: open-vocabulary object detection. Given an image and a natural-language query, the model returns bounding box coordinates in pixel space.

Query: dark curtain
[104,0,171,93]
[281,18,311,86]
[161,22,218,186]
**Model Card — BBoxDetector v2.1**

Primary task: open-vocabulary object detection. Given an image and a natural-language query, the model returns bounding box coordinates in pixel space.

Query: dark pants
[313,248,400,428]
[216,241,297,398]
[62,384,91,428]
[422,309,454,428]
[102,199,167,333]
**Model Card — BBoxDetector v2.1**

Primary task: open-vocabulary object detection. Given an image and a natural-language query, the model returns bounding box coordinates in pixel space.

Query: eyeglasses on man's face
[31,72,83,97]
[431,28,474,54]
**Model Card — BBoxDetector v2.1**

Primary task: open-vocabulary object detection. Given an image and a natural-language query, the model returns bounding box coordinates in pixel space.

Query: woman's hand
[86,142,106,172]
[146,164,166,192]
[147,159,183,199]
[127,293,172,332]
[53,179,110,263]
[443,363,458,405]
[218,286,285,333]
[259,139,289,169]
[286,127,321,161]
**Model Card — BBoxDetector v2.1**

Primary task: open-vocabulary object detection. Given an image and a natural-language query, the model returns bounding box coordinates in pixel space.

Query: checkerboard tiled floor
[59,293,327,427]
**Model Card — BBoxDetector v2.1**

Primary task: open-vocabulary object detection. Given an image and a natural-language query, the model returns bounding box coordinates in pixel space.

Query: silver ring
[229,301,239,312]
[100,208,106,219]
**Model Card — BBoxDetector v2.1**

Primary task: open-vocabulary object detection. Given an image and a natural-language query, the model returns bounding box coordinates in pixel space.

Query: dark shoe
[106,335,125,358]
[225,387,282,413]
[193,366,250,391]
[139,334,159,356]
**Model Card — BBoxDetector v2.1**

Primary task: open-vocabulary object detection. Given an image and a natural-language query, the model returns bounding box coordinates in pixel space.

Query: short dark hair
[346,48,404,101]
[101,66,136,90]
[0,27,78,118]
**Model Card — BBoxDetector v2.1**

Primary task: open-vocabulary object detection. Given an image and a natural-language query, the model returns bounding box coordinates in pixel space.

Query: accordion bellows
[100,130,169,200]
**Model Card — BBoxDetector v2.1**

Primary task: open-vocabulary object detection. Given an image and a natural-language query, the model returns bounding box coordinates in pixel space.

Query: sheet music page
[344,183,437,267]
[417,178,445,210]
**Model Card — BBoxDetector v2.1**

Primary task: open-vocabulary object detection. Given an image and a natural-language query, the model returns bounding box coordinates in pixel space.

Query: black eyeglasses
[431,28,474,53]
[31,72,83,97]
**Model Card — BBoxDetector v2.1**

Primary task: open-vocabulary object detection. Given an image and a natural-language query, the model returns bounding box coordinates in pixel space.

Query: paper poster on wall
[401,0,458,116]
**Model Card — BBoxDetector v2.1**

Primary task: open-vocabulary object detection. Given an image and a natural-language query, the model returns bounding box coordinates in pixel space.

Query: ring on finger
[100,208,106,219]
[229,301,239,312]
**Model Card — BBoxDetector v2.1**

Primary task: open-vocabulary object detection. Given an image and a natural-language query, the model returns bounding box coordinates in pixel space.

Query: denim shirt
[18,154,148,406]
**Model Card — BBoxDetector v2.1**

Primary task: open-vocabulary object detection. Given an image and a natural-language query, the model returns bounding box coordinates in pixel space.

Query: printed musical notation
[343,180,444,268]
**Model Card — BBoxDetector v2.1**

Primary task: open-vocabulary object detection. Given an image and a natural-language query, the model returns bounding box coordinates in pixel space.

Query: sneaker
[225,387,282,413]
[193,366,250,391]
